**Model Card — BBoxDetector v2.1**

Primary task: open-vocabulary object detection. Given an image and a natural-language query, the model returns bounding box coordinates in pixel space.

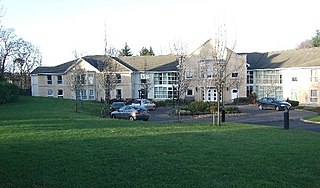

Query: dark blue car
[258,97,291,111]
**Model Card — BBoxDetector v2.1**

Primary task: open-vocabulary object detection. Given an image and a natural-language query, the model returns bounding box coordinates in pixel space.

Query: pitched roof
[119,55,179,71]
[31,59,77,74]
[243,47,320,69]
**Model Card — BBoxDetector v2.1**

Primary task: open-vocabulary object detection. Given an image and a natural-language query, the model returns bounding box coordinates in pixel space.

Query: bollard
[284,111,289,130]
[222,109,225,122]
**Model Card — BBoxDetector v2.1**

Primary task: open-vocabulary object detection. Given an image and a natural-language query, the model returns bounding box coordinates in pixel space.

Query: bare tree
[170,40,189,121]
[297,39,313,49]
[65,62,86,112]
[13,40,42,89]
[0,28,23,81]
[97,26,119,116]
[140,59,152,99]
[193,25,241,126]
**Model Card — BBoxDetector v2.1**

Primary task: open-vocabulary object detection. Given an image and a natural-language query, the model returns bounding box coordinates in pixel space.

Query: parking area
[149,105,320,132]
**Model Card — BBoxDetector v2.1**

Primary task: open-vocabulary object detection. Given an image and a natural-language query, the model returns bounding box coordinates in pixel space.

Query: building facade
[30,39,248,103]
[245,47,320,105]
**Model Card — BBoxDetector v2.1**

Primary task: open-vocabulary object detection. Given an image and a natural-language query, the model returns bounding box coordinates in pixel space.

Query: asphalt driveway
[149,105,320,132]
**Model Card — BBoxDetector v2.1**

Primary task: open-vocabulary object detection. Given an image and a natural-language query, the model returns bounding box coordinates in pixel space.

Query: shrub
[248,92,258,104]
[186,101,217,113]
[224,106,241,113]
[233,97,250,105]
[287,99,299,107]
[0,82,19,104]
[155,100,167,107]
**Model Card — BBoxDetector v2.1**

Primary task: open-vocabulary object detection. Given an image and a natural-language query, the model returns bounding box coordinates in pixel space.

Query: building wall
[251,66,320,105]
[183,42,247,103]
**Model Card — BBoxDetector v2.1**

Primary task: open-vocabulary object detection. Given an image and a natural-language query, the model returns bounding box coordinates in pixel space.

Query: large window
[247,71,253,84]
[57,75,62,84]
[310,89,318,102]
[47,75,52,84]
[154,72,177,85]
[154,87,167,98]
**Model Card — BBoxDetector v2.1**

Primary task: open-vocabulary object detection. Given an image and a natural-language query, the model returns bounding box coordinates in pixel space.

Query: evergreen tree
[139,46,155,56]
[119,42,133,56]
[149,46,155,56]
[312,30,320,47]
[139,47,150,56]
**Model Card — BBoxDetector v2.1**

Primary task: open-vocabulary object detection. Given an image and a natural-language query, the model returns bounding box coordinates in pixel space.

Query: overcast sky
[2,0,320,66]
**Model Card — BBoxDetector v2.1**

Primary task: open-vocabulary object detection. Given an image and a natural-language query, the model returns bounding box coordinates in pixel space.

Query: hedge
[0,82,19,104]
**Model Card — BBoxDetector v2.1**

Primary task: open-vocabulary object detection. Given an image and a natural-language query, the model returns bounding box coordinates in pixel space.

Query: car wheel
[275,106,280,111]
[129,116,135,121]
[259,105,263,110]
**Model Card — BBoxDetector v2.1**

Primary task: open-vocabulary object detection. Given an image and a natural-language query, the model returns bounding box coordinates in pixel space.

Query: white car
[131,99,156,111]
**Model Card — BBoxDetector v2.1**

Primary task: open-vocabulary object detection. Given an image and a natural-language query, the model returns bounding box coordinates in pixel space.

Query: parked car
[131,99,156,111]
[110,102,125,112]
[110,105,150,121]
[258,97,291,111]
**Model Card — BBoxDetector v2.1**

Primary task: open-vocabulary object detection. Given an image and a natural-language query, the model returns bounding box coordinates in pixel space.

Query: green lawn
[304,115,320,122]
[1,96,320,187]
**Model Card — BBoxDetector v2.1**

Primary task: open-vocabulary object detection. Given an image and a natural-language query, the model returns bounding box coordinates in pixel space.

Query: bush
[186,101,217,113]
[154,100,167,107]
[233,97,250,105]
[0,82,19,104]
[248,92,258,104]
[286,99,299,107]
[224,106,241,113]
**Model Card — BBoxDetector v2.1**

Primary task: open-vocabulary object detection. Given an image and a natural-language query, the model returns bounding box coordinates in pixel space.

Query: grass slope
[0,96,320,187]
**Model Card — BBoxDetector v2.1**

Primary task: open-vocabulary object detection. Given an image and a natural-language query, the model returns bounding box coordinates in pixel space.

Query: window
[47,89,53,97]
[47,75,52,84]
[310,89,318,102]
[231,72,238,78]
[87,74,94,85]
[185,71,193,79]
[116,74,121,83]
[57,75,62,84]
[116,89,122,98]
[58,89,63,98]
[81,90,87,99]
[311,69,318,82]
[154,87,167,98]
[187,89,193,96]
[89,89,94,100]
[154,73,177,85]
[247,71,254,84]
[141,79,147,83]
[292,77,298,81]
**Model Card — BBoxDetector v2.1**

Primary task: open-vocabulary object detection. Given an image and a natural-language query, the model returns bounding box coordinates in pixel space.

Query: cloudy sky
[2,0,320,66]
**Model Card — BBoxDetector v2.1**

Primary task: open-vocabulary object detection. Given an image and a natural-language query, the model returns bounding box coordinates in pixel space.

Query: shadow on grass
[1,125,320,187]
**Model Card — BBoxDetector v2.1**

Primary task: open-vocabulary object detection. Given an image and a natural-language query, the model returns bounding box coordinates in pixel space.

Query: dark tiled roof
[119,55,179,71]
[242,47,320,69]
[31,60,77,74]
[31,55,179,75]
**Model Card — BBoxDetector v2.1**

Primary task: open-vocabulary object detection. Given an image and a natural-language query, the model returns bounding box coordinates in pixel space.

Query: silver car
[110,105,150,121]
[131,99,156,111]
